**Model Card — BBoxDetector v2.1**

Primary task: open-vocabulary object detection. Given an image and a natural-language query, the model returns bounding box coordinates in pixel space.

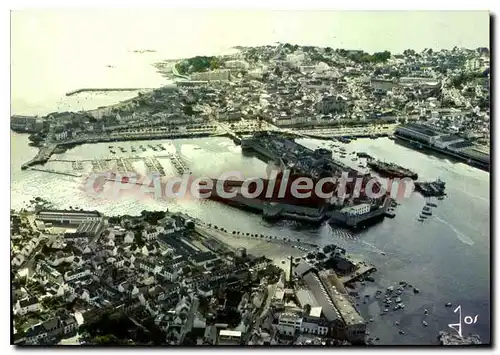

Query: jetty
[28,167,82,178]
[65,88,152,96]
[21,144,58,170]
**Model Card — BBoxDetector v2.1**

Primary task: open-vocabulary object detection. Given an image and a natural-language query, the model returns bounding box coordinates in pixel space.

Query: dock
[164,153,190,175]
[337,262,377,284]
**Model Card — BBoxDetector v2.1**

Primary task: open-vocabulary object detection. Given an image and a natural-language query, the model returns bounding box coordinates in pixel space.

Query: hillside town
[13,44,489,152]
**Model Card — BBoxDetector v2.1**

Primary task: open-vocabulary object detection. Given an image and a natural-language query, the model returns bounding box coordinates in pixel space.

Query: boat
[367,160,418,180]
[356,152,373,159]
[426,202,437,207]
[437,196,445,200]
[351,157,357,161]
[417,218,424,222]
[423,206,431,212]
[421,210,432,216]
[110,150,116,154]
[385,209,396,218]
[338,137,351,144]
[419,214,428,219]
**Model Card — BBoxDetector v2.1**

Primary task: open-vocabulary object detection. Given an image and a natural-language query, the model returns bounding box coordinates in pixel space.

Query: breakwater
[65,88,152,96]
[28,167,82,178]
[21,144,57,170]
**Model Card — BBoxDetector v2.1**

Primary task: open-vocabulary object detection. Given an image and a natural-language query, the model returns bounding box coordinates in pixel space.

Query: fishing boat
[417,218,424,222]
[426,201,437,208]
[419,214,428,219]
[421,210,432,216]
[437,196,444,200]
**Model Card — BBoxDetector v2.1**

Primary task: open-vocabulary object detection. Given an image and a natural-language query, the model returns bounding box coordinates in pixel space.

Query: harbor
[11,133,490,345]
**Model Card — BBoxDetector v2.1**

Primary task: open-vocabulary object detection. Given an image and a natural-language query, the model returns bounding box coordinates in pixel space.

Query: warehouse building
[395,123,441,144]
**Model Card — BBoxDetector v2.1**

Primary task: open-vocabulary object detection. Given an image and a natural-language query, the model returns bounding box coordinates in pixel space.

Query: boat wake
[449,186,489,203]
[435,216,475,246]
[329,225,390,254]
[359,241,387,254]
[330,228,357,241]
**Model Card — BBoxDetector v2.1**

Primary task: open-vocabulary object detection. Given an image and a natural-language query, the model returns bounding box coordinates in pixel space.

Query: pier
[65,88,152,96]
[28,167,82,178]
[21,144,58,170]
[337,262,377,284]
[165,153,190,175]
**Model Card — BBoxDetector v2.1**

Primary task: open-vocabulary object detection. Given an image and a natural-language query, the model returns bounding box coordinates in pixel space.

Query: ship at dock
[415,179,446,197]
[367,160,418,180]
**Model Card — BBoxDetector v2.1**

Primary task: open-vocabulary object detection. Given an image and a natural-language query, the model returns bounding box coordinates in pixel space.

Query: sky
[10,10,490,115]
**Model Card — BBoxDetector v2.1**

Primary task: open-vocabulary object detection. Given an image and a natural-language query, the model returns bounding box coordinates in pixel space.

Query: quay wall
[394,134,490,172]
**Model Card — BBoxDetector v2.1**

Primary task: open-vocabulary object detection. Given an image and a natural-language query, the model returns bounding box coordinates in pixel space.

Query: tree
[403,49,416,57]
[183,105,194,116]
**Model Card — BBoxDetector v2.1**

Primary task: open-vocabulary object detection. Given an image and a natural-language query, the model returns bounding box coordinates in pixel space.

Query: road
[179,298,199,344]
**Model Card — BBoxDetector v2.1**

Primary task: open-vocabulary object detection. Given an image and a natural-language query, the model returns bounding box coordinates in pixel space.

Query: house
[138,259,163,275]
[141,244,157,256]
[142,226,165,241]
[11,254,25,267]
[64,268,91,282]
[62,315,78,335]
[24,317,63,345]
[36,262,64,284]
[191,252,218,267]
[197,285,213,298]
[47,252,74,267]
[124,231,135,244]
[16,297,40,315]
[316,95,348,114]
[301,307,330,336]
[159,266,177,281]
[118,282,139,297]
[277,312,302,336]
[217,330,242,345]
